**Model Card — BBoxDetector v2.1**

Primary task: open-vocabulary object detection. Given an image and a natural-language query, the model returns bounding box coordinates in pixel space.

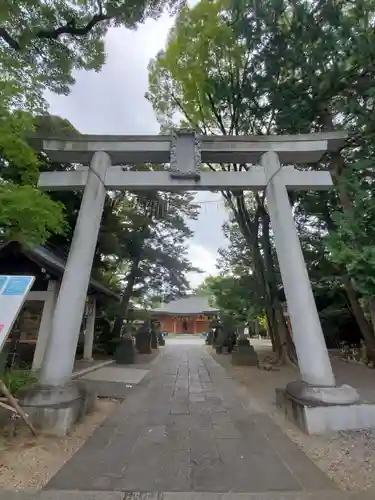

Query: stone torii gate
[27,130,373,435]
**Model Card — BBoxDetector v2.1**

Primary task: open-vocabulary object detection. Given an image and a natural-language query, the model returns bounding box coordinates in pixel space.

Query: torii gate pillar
[20,151,110,435]
[262,152,336,387]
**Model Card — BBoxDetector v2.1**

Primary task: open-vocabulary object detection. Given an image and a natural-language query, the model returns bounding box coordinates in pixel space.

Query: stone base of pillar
[276,382,375,435]
[18,381,97,436]
[286,380,360,405]
[231,343,258,366]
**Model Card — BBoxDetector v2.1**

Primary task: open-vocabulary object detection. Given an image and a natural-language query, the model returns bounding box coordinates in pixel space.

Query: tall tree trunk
[229,195,280,349]
[343,275,375,349]
[368,297,375,336]
[265,312,277,352]
[112,256,141,338]
[228,193,292,362]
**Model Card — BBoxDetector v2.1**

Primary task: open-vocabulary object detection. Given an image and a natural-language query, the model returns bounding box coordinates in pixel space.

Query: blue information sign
[2,276,33,296]
[0,276,7,291]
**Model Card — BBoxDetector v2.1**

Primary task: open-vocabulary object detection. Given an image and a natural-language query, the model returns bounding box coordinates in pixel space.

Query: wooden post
[0,380,37,436]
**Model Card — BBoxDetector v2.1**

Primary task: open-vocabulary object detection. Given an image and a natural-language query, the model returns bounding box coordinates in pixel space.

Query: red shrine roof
[151,295,219,316]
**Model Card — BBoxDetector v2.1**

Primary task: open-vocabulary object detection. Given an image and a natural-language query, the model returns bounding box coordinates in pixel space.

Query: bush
[0,368,38,395]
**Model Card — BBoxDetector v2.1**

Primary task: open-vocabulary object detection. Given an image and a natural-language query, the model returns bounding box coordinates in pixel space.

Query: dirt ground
[209,340,375,492]
[0,398,119,492]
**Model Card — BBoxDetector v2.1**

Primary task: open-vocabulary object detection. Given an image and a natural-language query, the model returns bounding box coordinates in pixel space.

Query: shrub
[0,368,38,395]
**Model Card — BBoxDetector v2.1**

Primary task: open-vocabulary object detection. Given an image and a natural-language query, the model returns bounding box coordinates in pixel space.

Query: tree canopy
[0,0,186,246]
[1,0,185,95]
[147,0,375,356]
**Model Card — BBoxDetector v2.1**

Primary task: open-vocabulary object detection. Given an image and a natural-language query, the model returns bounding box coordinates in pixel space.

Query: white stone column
[261,151,335,387]
[83,296,96,361]
[39,152,110,387]
[32,280,59,371]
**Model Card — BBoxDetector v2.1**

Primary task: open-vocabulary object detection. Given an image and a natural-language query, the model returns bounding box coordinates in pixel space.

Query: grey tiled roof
[0,241,120,300]
[151,295,219,315]
[27,246,120,300]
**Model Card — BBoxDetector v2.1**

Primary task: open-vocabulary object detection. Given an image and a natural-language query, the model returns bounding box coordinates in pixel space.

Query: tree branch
[0,27,20,50]
[1,13,111,50]
[205,91,227,135]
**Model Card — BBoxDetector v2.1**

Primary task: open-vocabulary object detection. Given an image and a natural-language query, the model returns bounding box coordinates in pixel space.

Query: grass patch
[0,367,38,395]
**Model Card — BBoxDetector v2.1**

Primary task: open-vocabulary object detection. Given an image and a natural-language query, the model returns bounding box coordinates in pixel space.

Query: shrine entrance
[29,129,367,435]
[151,295,219,334]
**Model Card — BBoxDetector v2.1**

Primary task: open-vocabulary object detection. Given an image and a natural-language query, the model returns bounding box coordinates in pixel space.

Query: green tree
[267,0,375,347]
[147,0,375,354]
[0,0,185,246]
[108,186,200,337]
[147,0,294,361]
[1,0,185,96]
[0,112,67,245]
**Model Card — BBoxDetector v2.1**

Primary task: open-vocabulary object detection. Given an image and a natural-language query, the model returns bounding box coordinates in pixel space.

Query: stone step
[2,491,375,500]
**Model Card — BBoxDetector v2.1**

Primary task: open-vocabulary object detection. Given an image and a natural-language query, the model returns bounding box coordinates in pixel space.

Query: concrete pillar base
[286,380,360,406]
[19,381,97,436]
[276,386,375,435]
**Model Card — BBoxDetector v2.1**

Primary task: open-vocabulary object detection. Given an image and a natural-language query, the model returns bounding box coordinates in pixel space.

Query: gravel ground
[0,398,119,492]
[209,343,375,492]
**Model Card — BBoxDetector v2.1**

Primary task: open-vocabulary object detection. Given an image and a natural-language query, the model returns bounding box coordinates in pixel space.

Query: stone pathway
[42,340,340,497]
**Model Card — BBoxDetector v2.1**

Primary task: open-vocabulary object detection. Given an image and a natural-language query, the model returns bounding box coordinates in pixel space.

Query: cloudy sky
[45,7,228,289]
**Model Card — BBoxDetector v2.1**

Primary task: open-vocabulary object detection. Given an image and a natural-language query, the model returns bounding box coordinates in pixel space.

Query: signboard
[0,275,35,353]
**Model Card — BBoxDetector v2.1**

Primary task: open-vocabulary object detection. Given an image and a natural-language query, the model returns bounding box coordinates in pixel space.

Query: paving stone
[162,494,220,500]
[39,492,125,500]
[190,429,227,492]
[215,438,300,492]
[114,440,163,491]
[211,422,241,439]
[190,394,206,402]
[170,401,190,415]
[249,415,335,491]
[164,419,190,448]
[82,380,134,399]
[155,447,191,491]
[123,493,159,499]
[219,493,375,500]
[83,367,149,384]
[0,493,37,500]
[191,456,228,492]
[46,425,138,490]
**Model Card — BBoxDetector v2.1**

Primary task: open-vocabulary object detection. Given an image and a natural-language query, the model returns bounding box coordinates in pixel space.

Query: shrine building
[151,295,219,334]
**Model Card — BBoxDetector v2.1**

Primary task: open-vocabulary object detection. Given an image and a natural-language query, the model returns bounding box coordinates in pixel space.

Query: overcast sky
[46,9,228,289]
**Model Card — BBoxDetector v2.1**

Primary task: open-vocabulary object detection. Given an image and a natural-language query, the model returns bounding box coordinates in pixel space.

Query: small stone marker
[231,337,258,366]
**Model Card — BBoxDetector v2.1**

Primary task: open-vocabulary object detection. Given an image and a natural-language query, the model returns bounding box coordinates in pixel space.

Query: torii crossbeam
[36,130,343,191]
